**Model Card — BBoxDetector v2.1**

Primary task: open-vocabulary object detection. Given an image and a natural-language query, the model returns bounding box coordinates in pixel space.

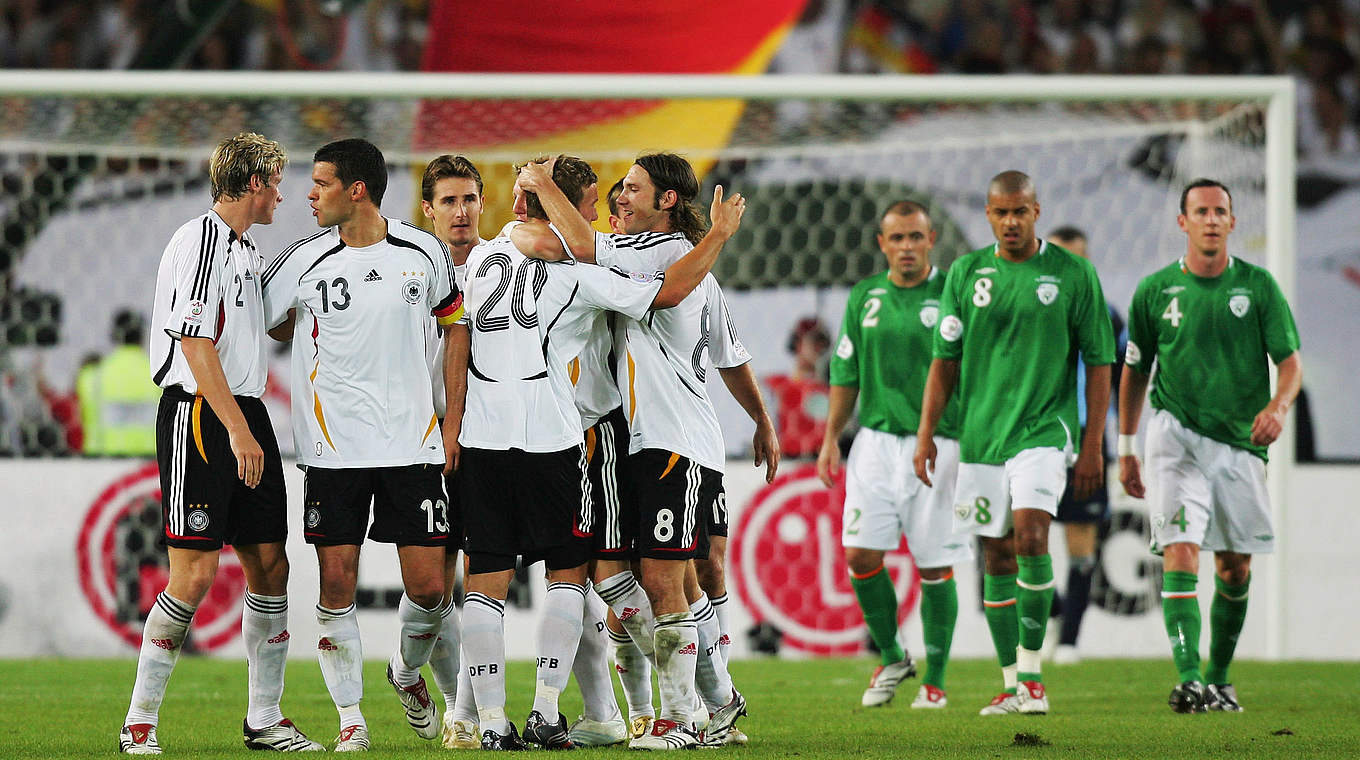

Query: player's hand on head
[516,161,553,193]
[816,440,840,488]
[913,438,936,487]
[1119,455,1145,499]
[229,429,264,488]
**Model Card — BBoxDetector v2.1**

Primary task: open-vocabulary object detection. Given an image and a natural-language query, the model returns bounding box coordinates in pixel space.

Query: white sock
[462,592,508,734]
[316,603,365,729]
[690,594,733,711]
[574,589,622,722]
[390,593,442,687]
[242,592,288,730]
[427,596,461,711]
[709,592,733,661]
[594,571,656,658]
[610,627,654,720]
[125,592,195,726]
[533,582,586,717]
[652,612,699,724]
[453,654,479,724]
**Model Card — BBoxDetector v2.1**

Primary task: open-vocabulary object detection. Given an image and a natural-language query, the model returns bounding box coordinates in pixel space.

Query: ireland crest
[1228,294,1250,317]
[919,305,939,328]
[1036,283,1058,305]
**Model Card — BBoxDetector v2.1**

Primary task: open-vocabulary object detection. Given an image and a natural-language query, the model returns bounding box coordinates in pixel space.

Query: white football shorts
[953,446,1068,539]
[1144,409,1274,554]
[841,428,972,568]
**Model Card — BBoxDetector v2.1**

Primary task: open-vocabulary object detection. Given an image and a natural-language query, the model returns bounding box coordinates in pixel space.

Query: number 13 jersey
[262,219,463,468]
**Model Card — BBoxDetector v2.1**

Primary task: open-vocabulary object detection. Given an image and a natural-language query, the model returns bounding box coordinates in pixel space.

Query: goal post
[0,71,1294,658]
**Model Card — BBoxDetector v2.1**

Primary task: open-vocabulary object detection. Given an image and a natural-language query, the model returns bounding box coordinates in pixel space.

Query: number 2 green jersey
[1125,256,1299,461]
[829,268,959,439]
[934,241,1116,465]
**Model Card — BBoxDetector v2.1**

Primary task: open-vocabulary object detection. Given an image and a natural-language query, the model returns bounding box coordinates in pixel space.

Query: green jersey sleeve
[1258,271,1301,363]
[829,286,862,388]
[1124,277,1158,375]
[1074,258,1116,366]
[933,257,966,360]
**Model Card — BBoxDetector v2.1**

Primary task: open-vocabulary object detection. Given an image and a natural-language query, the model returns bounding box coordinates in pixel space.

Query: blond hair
[210,132,286,202]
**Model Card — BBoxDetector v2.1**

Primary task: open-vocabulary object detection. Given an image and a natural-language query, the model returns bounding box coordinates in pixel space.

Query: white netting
[0,74,1282,456]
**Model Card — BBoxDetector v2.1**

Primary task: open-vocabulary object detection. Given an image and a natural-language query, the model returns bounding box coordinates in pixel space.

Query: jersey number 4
[1161,296,1183,328]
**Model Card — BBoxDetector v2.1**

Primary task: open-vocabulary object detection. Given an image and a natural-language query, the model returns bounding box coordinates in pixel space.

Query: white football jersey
[571,312,622,430]
[458,226,663,453]
[149,210,269,397]
[594,231,751,472]
[261,219,463,468]
[429,254,477,418]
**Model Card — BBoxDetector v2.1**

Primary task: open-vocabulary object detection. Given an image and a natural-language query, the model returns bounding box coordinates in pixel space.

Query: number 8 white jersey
[593,231,751,473]
[261,219,463,468]
[458,226,664,453]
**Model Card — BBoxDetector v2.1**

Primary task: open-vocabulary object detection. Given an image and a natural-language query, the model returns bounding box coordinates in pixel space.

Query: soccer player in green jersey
[1117,179,1301,714]
[914,171,1116,715]
[818,201,972,710]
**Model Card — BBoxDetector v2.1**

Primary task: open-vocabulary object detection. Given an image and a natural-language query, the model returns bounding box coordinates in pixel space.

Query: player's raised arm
[516,158,596,262]
[651,185,744,308]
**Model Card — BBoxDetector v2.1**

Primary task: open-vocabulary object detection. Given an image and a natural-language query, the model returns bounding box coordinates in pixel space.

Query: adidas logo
[267,630,291,644]
[619,606,640,622]
[364,269,382,282]
[718,634,730,646]
[131,726,149,743]
[150,637,177,651]
[318,637,339,651]
[677,642,698,656]
[616,664,629,673]
[407,632,437,640]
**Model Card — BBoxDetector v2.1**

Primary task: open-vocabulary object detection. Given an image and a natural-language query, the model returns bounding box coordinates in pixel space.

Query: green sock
[850,565,904,666]
[1205,573,1250,685]
[1162,570,1202,684]
[982,573,1019,691]
[1016,554,1055,682]
[919,574,958,689]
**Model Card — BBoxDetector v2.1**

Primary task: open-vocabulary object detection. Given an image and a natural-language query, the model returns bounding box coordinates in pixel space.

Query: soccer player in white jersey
[417,154,485,749]
[516,153,777,749]
[456,154,745,751]
[123,132,324,754]
[261,139,466,751]
[1118,179,1301,713]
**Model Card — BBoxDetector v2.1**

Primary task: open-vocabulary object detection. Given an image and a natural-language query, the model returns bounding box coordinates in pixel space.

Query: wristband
[1117,434,1137,458]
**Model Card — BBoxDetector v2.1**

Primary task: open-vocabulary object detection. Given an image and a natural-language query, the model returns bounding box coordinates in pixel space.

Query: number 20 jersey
[261,219,463,468]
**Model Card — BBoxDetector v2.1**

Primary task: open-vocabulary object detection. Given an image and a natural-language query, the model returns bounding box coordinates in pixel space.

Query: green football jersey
[829,268,959,439]
[1125,256,1300,460]
[934,241,1116,464]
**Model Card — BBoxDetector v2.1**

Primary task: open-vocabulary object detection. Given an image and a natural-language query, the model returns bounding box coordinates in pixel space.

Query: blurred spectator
[1299,80,1360,160]
[76,309,158,457]
[1039,0,1115,73]
[765,316,832,459]
[1117,0,1202,73]
[1197,0,1286,74]
[1123,34,1171,74]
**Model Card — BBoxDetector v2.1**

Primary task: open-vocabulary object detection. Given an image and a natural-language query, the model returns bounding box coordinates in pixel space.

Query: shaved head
[988,170,1036,201]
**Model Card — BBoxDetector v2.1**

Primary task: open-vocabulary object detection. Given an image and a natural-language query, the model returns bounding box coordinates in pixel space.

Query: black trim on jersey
[297,242,348,282]
[468,354,496,383]
[152,341,176,385]
[522,371,548,380]
[386,230,438,273]
[614,231,687,251]
[540,282,579,361]
[399,220,457,293]
[184,218,218,338]
[263,229,328,287]
[654,338,706,401]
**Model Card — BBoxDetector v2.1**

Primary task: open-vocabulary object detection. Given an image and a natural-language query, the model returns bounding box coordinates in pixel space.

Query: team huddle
[121,131,1300,754]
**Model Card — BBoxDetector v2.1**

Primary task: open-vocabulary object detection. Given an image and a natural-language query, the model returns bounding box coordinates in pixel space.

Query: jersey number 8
[972,278,993,308]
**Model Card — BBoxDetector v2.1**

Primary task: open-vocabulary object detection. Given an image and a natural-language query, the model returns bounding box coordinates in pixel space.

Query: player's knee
[406,586,443,611]
[695,560,724,595]
[844,547,883,577]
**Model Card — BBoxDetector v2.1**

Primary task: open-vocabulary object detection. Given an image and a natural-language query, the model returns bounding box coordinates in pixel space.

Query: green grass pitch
[3,657,1356,758]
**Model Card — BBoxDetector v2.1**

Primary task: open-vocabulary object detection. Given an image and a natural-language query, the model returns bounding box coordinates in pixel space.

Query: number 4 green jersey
[829,268,960,439]
[1125,256,1300,461]
[934,241,1116,465]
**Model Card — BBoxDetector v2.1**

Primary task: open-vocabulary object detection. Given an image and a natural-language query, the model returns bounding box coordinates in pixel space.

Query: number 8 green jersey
[1125,256,1300,460]
[934,241,1116,465]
